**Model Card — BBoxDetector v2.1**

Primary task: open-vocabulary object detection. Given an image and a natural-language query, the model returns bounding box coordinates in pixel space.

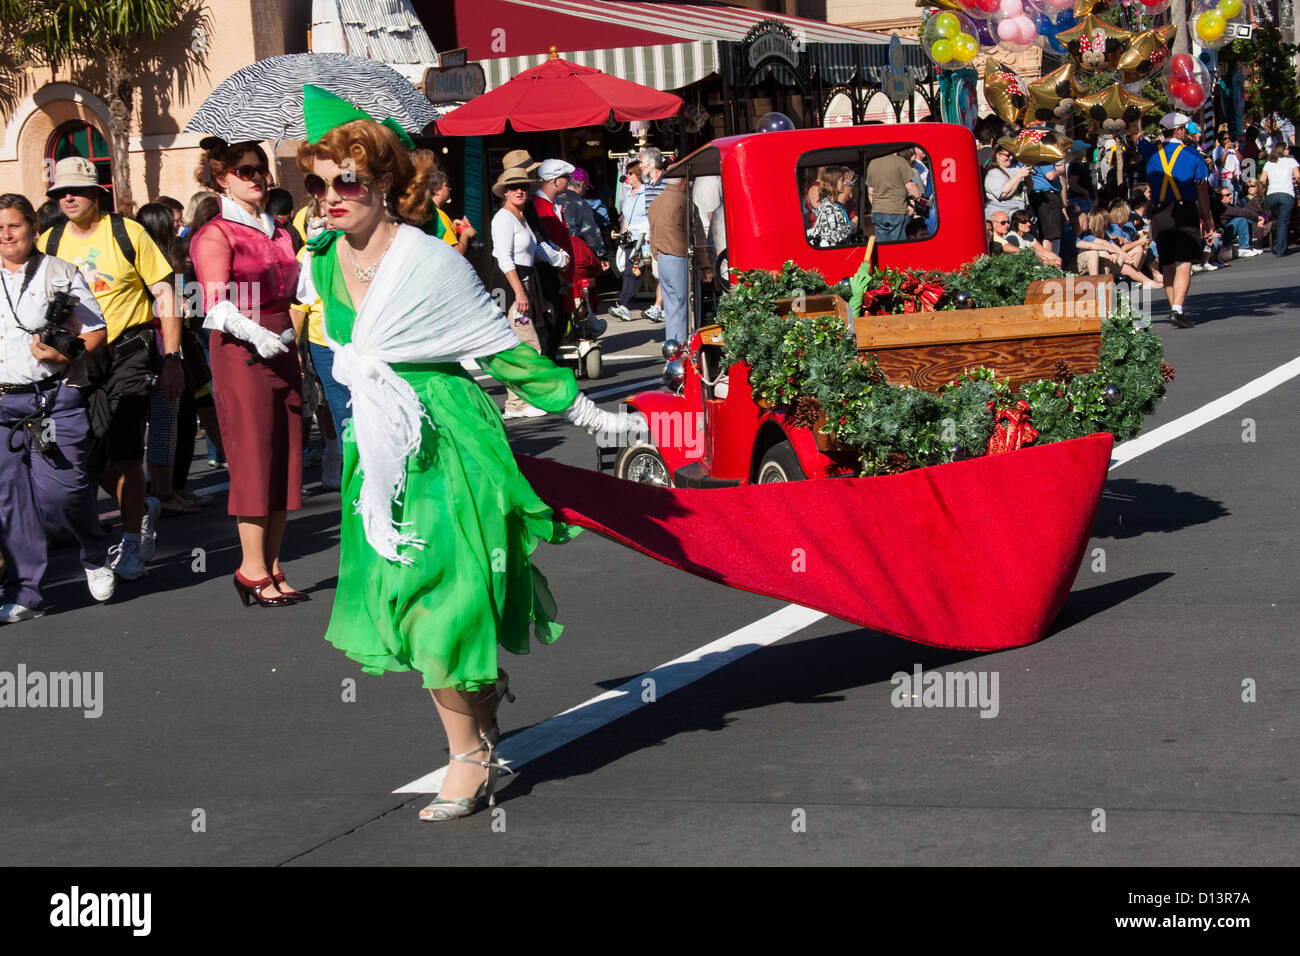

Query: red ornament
[986,400,1039,456]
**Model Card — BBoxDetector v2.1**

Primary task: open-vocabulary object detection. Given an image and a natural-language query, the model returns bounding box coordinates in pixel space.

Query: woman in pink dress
[190,139,304,607]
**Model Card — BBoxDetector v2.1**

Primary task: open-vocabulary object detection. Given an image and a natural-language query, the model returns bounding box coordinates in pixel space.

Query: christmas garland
[718,257,1172,476]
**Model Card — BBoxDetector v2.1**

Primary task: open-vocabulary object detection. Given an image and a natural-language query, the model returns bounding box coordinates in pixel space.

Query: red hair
[296,120,435,226]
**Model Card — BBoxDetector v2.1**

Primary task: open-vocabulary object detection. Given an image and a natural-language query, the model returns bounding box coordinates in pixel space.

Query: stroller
[554,238,607,380]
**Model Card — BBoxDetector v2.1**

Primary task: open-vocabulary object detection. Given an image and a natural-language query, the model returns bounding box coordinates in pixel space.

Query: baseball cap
[537,159,575,182]
[46,156,109,198]
[1159,112,1192,131]
[1186,121,1201,135]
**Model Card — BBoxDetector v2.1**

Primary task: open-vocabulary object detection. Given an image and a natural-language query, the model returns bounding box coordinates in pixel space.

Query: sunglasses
[229,164,270,182]
[503,184,530,193]
[303,172,372,200]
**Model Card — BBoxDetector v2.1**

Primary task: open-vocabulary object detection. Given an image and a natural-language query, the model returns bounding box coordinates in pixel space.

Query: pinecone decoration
[1053,359,1075,384]
[789,395,822,431]
[1160,362,1176,383]
[885,451,911,474]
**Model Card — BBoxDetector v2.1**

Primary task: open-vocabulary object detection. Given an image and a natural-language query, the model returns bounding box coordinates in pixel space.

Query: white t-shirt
[490,208,567,276]
[0,254,106,387]
[1262,157,1299,196]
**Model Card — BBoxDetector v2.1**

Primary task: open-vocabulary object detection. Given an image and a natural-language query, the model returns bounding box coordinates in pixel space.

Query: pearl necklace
[346,222,398,283]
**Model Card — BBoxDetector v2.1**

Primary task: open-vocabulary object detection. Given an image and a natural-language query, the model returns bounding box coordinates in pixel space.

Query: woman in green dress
[295,92,638,820]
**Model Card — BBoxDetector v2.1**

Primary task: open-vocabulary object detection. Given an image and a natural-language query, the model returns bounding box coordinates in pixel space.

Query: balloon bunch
[1163,52,1211,111]
[1192,0,1261,50]
[924,9,981,69]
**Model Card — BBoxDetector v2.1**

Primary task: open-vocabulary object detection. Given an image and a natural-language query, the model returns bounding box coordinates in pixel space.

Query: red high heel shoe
[233,570,295,607]
[272,570,310,602]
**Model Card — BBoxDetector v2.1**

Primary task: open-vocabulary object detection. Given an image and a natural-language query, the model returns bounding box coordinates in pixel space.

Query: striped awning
[481,41,717,93]
[469,0,916,93]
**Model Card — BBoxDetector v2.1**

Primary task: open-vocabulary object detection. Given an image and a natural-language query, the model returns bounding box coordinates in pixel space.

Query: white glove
[564,393,648,445]
[204,300,291,359]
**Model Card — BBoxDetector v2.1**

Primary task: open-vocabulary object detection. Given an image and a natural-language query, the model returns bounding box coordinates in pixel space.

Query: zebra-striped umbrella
[184,52,441,143]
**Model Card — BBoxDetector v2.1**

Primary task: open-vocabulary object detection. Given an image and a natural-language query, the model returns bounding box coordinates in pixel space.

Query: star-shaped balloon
[997,125,1074,165]
[1025,61,1083,124]
[1076,82,1156,137]
[1059,13,1132,72]
[1073,0,1112,17]
[984,59,1031,125]
[916,0,967,10]
[1116,25,1177,82]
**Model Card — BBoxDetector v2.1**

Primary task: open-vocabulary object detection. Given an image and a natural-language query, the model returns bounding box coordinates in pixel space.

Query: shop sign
[745,20,801,70]
[424,64,486,104]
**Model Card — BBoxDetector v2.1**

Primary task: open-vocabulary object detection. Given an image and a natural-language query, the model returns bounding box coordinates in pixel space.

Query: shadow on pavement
[1095,478,1230,539]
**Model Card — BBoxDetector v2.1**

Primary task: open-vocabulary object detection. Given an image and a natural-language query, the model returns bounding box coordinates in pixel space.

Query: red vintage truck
[612,122,1104,487]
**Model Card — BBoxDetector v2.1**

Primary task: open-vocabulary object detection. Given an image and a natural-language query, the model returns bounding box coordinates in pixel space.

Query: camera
[614,230,636,249]
[38,277,84,361]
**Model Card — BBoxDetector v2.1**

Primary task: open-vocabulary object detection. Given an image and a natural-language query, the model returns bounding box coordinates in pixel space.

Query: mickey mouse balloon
[1116,25,1177,83]
[1059,13,1133,72]
[1076,82,1156,138]
[1025,61,1083,124]
[984,59,1031,125]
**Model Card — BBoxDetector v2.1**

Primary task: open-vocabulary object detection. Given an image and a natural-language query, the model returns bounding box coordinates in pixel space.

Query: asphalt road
[1,260,1296,867]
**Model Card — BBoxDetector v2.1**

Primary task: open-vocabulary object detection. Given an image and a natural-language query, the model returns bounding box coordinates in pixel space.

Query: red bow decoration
[986,400,1039,455]
[1019,128,1048,145]
[1149,48,1168,67]
[994,71,1024,95]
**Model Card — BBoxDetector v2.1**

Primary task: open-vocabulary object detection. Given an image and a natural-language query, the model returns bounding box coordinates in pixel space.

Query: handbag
[179,324,211,393]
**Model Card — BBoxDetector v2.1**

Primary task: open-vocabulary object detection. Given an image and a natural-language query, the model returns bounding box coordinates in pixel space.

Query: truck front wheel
[616,444,673,487]
[756,441,806,484]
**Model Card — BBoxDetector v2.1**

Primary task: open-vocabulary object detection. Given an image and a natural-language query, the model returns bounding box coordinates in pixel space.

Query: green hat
[302,84,416,150]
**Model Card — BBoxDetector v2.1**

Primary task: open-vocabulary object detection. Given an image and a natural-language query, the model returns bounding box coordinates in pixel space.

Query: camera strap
[0,252,44,326]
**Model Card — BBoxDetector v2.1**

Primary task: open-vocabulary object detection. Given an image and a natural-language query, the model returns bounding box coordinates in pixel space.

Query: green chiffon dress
[314,245,582,692]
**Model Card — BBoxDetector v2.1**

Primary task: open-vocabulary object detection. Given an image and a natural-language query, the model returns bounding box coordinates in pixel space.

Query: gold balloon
[984,59,1031,126]
[1058,14,1133,72]
[1075,82,1156,138]
[1115,25,1177,81]
[997,126,1074,166]
[1073,0,1111,17]
[916,0,967,9]
[1025,61,1083,125]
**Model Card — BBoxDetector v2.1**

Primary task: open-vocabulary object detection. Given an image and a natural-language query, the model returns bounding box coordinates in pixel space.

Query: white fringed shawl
[297,224,521,563]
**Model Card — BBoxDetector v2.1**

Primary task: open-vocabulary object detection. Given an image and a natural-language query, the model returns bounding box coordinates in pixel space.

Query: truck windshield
[799,143,937,248]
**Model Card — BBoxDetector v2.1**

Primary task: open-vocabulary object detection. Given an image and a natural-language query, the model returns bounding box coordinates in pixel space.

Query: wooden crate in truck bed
[774,275,1112,391]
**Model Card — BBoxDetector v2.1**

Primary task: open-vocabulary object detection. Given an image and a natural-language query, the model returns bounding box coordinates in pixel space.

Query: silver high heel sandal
[419,731,515,821]
[419,671,517,822]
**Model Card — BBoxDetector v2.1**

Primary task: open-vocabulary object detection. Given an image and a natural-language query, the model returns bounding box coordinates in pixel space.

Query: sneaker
[85,566,116,602]
[174,488,212,508]
[1169,312,1195,329]
[609,303,633,322]
[207,458,225,468]
[0,603,43,624]
[1190,264,1204,272]
[108,540,147,581]
[321,451,343,491]
[1237,248,1262,258]
[643,305,665,321]
[503,404,548,420]
[139,497,161,563]
[1201,262,1219,271]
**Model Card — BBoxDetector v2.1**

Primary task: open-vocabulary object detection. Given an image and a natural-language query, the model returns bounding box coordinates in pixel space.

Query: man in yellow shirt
[39,158,182,580]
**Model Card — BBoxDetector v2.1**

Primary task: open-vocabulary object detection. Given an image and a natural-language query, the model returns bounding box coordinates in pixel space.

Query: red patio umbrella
[435,52,683,135]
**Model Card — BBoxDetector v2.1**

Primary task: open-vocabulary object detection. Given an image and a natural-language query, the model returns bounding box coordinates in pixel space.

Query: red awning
[436,55,683,134]
[453,0,895,61]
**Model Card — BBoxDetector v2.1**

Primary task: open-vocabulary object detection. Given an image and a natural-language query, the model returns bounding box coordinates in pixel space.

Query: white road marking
[395,352,1300,796]
[586,376,663,401]
[1109,355,1300,471]
[394,604,827,793]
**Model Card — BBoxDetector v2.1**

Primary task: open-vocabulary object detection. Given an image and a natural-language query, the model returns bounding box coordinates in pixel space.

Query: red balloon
[1170,54,1197,81]
[1179,83,1207,109]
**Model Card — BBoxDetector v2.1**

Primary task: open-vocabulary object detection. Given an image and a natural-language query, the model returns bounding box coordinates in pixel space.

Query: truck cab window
[799,143,937,248]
